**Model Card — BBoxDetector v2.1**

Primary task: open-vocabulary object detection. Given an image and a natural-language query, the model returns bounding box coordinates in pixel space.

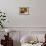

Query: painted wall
[0,0,46,27]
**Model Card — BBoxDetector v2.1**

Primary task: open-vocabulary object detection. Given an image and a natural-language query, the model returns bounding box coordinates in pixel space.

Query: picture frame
[19,7,29,15]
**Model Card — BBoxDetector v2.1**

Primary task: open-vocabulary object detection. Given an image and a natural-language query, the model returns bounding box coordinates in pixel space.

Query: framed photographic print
[19,7,29,15]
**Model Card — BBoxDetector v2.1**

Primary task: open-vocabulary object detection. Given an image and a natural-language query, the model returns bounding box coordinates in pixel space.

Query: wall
[0,0,46,27]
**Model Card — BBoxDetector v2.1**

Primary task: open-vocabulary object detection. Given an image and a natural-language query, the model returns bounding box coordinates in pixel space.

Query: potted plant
[0,10,6,28]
